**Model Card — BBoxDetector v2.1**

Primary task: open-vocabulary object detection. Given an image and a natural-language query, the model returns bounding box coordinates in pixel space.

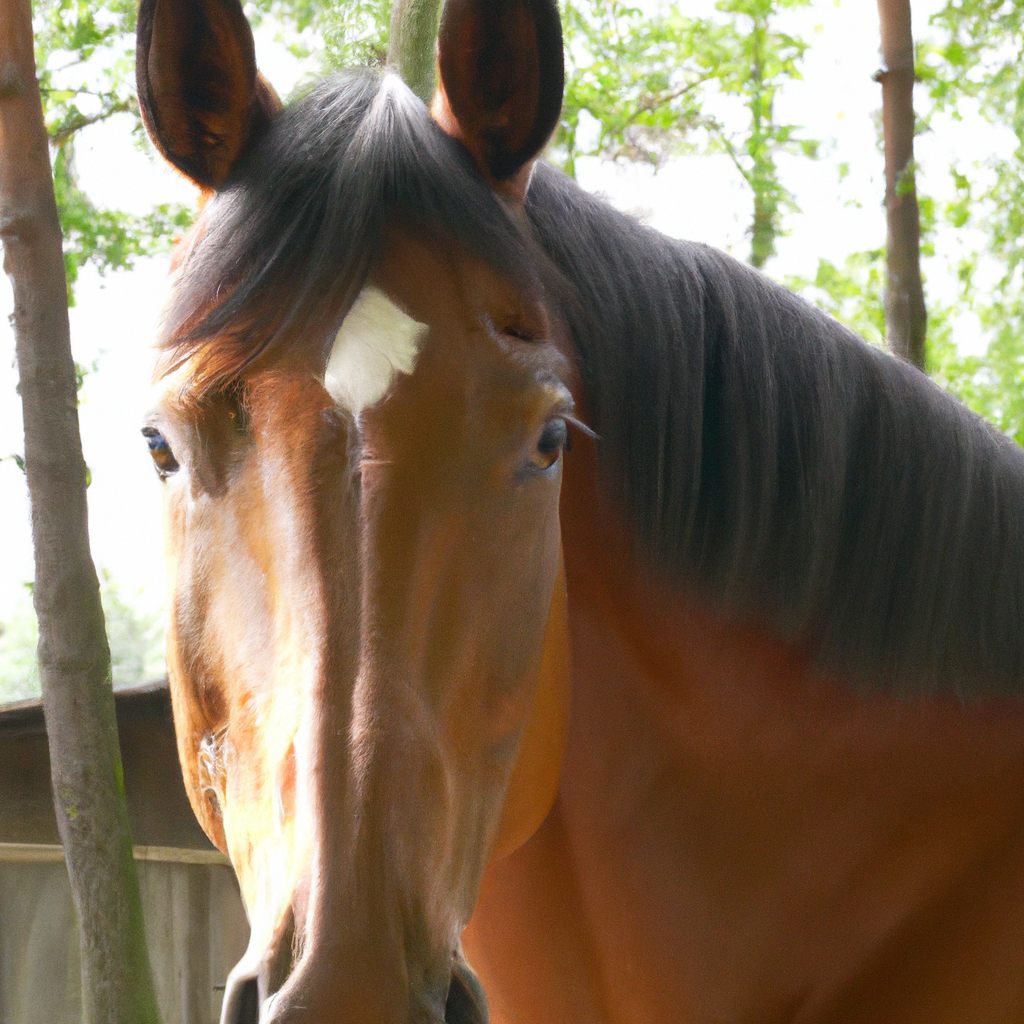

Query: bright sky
[0,0,1010,626]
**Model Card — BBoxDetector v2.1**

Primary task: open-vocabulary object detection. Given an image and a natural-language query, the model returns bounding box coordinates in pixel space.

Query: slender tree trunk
[748,14,776,270]
[0,1,161,1020]
[388,0,443,102]
[750,187,776,270]
[876,0,927,368]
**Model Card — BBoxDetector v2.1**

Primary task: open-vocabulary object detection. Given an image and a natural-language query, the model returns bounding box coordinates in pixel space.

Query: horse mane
[525,161,1024,697]
[161,69,1024,697]
[160,70,543,393]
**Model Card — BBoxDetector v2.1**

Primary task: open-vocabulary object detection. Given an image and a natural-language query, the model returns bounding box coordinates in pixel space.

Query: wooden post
[0,0,162,1019]
[388,0,444,102]
[875,0,927,368]
[178,864,212,1024]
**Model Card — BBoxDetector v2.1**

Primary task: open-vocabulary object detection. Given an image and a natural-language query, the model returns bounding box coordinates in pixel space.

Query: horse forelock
[524,161,1024,697]
[158,69,545,399]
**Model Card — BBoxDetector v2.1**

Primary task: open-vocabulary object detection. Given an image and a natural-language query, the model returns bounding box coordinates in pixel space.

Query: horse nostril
[222,976,260,1024]
[445,957,489,1024]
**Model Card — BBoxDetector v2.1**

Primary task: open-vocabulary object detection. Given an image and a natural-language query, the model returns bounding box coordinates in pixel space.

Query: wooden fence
[0,683,249,1024]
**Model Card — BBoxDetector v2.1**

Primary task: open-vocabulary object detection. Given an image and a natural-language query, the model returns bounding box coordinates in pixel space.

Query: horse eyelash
[505,326,537,342]
[565,415,599,442]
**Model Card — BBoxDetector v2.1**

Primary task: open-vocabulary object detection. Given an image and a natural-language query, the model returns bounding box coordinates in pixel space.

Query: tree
[875,0,927,367]
[920,0,1024,444]
[555,0,716,178]
[204,0,824,270]
[388,0,439,101]
[715,0,820,268]
[785,246,888,348]
[554,0,819,269]
[0,0,161,1016]
[35,0,191,301]
[22,0,825,312]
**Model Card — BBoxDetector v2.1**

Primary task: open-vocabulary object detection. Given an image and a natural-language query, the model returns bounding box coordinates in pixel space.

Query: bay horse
[135,0,1024,1020]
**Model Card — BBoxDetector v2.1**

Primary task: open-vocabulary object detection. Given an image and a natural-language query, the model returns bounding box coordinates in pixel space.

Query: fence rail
[0,842,230,865]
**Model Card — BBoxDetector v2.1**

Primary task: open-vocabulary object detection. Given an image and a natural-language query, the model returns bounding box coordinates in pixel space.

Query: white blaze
[325,285,427,413]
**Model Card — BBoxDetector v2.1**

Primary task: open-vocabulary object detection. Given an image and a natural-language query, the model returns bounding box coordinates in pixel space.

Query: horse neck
[554,433,1024,1018]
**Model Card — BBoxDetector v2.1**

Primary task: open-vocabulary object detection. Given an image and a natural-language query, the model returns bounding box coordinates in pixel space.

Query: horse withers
[137,0,1024,1020]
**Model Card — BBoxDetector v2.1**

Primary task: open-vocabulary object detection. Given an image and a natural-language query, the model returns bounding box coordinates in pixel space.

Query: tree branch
[50,99,132,148]
[705,121,756,190]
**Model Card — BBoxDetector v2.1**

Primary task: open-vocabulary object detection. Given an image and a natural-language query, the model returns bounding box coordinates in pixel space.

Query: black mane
[169,70,1024,696]
[526,161,1024,695]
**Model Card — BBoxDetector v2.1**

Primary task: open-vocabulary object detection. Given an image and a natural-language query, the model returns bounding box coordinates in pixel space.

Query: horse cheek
[489,550,570,861]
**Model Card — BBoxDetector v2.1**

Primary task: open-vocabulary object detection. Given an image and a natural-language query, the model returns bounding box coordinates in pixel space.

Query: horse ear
[136,0,282,191]
[432,0,564,201]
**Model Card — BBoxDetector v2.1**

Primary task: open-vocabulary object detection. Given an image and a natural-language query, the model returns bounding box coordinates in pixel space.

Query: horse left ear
[136,0,282,191]
[431,0,564,203]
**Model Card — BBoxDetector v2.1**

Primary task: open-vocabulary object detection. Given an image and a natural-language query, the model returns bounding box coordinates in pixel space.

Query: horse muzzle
[221,946,490,1024]
[445,957,490,1024]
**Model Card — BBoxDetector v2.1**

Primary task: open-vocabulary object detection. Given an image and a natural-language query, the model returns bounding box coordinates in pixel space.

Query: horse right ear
[432,0,564,203]
[136,0,281,192]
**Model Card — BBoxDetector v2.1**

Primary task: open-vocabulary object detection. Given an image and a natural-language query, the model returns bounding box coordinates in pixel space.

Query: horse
[134,0,1024,1020]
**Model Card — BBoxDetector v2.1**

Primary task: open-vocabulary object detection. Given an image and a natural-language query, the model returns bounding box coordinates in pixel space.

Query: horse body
[133,0,1024,1019]
[463,166,1024,1023]
[468,445,1024,1021]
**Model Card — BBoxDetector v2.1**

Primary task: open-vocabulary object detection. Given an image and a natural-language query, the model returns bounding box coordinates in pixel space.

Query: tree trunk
[747,13,776,271]
[876,0,927,368]
[388,0,443,102]
[0,1,162,1020]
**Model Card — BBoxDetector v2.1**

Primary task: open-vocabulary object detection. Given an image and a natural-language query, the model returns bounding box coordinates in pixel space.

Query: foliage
[34,0,192,301]
[321,0,391,68]
[0,575,165,704]
[778,3,1024,447]
[554,0,819,267]
[556,0,716,176]
[929,302,1024,448]
[786,180,942,352]
[708,0,820,268]
[911,0,1024,442]
[52,145,192,304]
[0,592,41,704]
[248,0,820,267]
[785,248,886,348]
[248,0,392,77]
[30,0,824,283]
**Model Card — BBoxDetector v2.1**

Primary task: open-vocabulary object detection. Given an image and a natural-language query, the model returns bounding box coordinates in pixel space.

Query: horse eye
[534,418,569,471]
[141,426,180,478]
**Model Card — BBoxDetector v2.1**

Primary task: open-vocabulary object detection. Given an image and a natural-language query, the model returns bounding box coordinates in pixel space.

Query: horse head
[136,0,572,1019]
